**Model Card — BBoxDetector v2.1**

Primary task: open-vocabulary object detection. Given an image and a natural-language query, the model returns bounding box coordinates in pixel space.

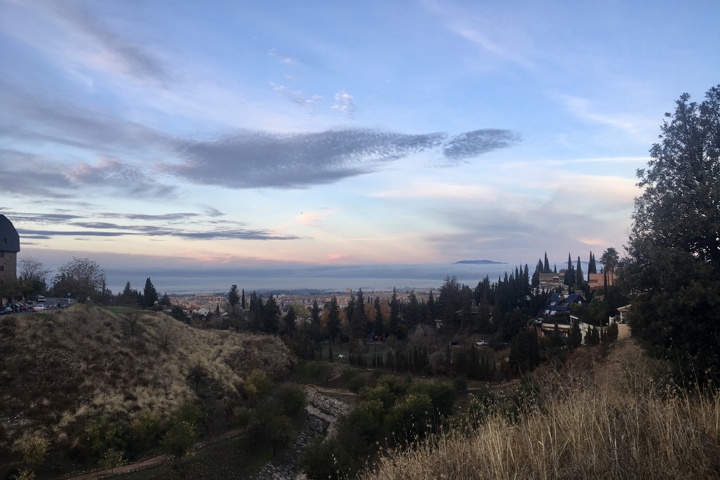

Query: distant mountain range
[454,260,506,265]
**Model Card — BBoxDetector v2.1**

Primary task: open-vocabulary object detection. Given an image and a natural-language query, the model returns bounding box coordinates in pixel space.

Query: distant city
[104,262,519,296]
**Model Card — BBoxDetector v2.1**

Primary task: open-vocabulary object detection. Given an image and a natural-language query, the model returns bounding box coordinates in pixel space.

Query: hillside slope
[0,304,294,452]
[361,332,720,480]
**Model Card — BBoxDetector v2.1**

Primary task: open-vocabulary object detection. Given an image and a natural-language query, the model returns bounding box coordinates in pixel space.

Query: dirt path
[62,388,352,480]
[62,428,243,480]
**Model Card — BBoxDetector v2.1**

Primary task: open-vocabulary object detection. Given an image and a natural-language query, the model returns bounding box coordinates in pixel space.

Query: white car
[32,304,46,312]
[475,340,488,346]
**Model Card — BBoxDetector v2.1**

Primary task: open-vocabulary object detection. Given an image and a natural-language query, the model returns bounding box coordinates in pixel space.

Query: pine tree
[327,296,340,342]
[311,299,321,325]
[228,284,240,311]
[284,307,297,334]
[389,288,401,337]
[142,277,158,308]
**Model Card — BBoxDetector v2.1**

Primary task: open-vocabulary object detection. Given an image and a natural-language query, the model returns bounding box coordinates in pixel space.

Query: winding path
[62,387,351,480]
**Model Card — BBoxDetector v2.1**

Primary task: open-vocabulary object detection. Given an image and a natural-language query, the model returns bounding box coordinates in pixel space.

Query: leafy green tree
[625,85,720,386]
[170,305,186,321]
[50,257,106,302]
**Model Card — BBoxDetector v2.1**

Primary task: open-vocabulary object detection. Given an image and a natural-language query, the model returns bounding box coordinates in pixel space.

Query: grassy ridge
[0,304,294,459]
[361,340,720,480]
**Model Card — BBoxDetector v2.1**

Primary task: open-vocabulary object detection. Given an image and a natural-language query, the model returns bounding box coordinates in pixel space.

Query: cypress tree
[576,256,584,287]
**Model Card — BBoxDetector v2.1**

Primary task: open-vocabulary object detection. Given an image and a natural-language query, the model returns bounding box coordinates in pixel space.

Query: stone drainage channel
[252,386,351,480]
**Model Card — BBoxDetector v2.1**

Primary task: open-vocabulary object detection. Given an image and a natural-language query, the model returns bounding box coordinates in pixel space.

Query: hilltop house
[536,293,585,320]
[0,214,20,283]
[538,272,562,290]
[588,272,617,291]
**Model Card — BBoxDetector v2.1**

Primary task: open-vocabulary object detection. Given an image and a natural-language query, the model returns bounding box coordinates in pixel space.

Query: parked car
[32,304,46,312]
[37,295,46,303]
[1,306,12,315]
[475,340,488,346]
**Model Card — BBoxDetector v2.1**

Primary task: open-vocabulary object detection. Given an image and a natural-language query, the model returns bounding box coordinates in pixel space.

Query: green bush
[409,379,456,418]
[384,393,433,444]
[272,383,306,418]
[83,415,129,460]
[161,420,196,458]
[130,411,164,452]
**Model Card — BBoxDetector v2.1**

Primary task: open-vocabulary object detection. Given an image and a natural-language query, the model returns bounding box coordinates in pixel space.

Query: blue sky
[1,0,719,288]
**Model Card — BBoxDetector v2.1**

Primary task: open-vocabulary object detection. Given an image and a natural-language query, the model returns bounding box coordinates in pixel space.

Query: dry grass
[361,338,720,480]
[0,304,294,451]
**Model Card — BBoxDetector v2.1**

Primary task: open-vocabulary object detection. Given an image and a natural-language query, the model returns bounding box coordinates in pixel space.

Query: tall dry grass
[362,340,720,480]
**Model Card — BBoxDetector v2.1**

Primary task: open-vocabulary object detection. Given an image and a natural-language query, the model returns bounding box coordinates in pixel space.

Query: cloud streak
[9,211,300,242]
[167,128,520,189]
[42,1,172,84]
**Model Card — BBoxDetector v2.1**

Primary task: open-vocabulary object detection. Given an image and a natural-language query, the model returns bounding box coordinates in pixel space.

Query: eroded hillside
[0,304,294,452]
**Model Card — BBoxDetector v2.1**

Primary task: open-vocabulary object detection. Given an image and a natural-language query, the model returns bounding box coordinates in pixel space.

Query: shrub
[384,394,433,444]
[161,420,196,458]
[409,379,456,418]
[13,433,49,468]
[83,416,128,459]
[130,411,164,452]
[272,383,306,419]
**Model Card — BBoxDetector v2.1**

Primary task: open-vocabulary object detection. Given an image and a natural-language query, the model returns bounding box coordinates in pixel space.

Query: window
[0,266,4,272]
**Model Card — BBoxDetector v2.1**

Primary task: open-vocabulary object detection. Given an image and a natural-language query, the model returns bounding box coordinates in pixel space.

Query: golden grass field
[361,330,720,480]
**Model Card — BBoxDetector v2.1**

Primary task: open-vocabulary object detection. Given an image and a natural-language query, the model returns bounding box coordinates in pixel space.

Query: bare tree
[18,257,51,282]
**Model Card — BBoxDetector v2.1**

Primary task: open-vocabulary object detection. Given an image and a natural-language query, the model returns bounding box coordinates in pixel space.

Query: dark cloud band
[166,127,519,189]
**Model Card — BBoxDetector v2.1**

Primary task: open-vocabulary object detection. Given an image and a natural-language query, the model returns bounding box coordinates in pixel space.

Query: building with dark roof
[536,293,585,320]
[0,215,20,282]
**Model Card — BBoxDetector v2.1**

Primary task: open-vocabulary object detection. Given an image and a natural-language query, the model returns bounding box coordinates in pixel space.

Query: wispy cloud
[269,48,298,66]
[67,159,177,198]
[270,82,323,114]
[0,83,173,153]
[8,210,300,242]
[332,91,355,118]
[39,1,171,84]
[166,128,520,189]
[423,0,534,69]
[560,95,642,135]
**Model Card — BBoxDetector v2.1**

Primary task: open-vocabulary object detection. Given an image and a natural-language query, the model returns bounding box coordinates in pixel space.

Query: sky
[1,0,719,292]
